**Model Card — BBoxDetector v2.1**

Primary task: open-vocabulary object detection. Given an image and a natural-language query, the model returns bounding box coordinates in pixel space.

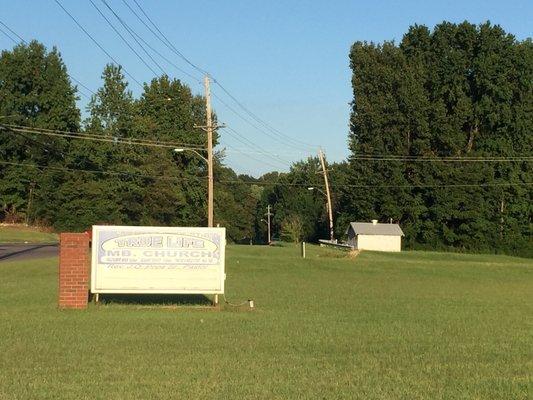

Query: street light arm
[308,186,326,196]
[174,148,208,163]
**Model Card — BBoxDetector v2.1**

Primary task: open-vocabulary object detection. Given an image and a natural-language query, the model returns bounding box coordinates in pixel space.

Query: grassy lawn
[0,245,531,399]
[0,225,58,244]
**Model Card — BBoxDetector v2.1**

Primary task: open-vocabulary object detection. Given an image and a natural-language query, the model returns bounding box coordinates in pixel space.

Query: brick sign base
[58,233,90,309]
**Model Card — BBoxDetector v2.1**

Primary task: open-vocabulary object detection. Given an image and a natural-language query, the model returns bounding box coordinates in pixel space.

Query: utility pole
[25,182,35,226]
[318,148,334,242]
[204,75,214,228]
[265,205,272,244]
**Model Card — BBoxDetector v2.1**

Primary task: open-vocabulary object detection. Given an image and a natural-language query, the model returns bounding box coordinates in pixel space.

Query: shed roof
[347,222,404,236]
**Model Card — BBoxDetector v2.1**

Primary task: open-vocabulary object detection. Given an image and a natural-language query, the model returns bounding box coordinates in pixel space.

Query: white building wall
[356,234,401,252]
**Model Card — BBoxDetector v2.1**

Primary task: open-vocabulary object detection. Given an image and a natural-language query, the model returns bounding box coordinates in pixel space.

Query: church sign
[91,225,225,294]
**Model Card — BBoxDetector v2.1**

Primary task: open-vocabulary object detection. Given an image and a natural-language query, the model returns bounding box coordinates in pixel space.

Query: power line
[127,0,209,76]
[0,159,206,182]
[3,159,530,190]
[212,90,309,157]
[224,126,291,167]
[54,0,144,89]
[350,156,533,162]
[89,0,166,76]
[212,80,318,150]
[112,2,313,167]
[122,1,315,152]
[3,123,530,165]
[100,0,168,77]
[0,20,27,43]
[2,122,294,169]
[0,124,206,150]
[219,141,286,170]
[216,179,533,189]
[222,146,307,157]
[68,77,95,99]
[10,130,65,159]
[352,153,533,159]
[0,25,17,45]
[106,0,201,83]
[88,0,160,77]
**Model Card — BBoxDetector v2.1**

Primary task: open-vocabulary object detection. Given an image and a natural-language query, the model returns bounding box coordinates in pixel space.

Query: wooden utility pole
[25,182,35,226]
[204,75,214,227]
[266,205,272,244]
[318,148,334,242]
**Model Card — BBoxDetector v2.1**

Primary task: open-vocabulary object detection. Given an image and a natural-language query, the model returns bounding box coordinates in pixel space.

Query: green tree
[256,158,327,242]
[0,41,80,223]
[342,21,532,255]
[137,75,210,226]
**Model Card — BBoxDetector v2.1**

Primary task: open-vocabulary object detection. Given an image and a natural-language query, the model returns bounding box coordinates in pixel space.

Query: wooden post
[266,204,272,244]
[301,241,306,258]
[204,75,214,228]
[318,149,334,242]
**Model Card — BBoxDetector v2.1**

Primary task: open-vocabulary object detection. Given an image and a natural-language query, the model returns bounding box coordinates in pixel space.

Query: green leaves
[0,41,80,223]
[342,22,532,256]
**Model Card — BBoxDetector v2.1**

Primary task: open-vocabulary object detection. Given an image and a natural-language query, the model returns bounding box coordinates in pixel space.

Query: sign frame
[90,225,225,295]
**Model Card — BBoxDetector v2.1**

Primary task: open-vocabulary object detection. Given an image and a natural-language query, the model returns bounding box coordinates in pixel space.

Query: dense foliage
[0,42,253,241]
[0,22,531,255]
[337,21,532,256]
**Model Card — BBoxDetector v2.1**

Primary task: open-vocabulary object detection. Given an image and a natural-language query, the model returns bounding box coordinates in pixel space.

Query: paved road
[0,243,58,262]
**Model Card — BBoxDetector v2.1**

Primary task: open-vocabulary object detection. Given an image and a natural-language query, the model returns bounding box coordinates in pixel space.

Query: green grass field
[0,225,58,243]
[0,245,531,399]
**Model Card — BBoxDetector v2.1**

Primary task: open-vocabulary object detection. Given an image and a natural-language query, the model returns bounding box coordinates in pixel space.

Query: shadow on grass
[97,293,214,307]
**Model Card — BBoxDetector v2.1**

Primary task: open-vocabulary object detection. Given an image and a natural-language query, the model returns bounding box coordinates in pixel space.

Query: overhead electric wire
[0,18,94,99]
[4,124,296,162]
[54,0,144,89]
[221,145,306,157]
[215,179,533,189]
[88,0,160,77]
[0,159,207,182]
[122,0,315,152]
[3,123,530,165]
[350,155,533,162]
[211,90,310,154]
[212,79,319,150]
[100,0,168,76]
[4,159,529,190]
[109,1,313,171]
[220,140,287,170]
[224,126,291,168]
[1,124,206,150]
[351,153,533,160]
[74,0,304,169]
[10,130,66,159]
[127,0,209,76]
[0,25,17,44]
[103,0,201,83]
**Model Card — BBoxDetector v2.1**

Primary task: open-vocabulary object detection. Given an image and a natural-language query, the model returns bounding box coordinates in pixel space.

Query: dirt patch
[348,249,361,258]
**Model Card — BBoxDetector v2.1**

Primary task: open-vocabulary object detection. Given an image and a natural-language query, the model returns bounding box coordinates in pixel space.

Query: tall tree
[0,41,79,222]
[43,64,137,230]
[137,75,210,226]
[342,22,532,255]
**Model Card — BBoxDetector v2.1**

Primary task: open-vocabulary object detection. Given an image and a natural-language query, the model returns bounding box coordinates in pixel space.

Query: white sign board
[91,225,225,294]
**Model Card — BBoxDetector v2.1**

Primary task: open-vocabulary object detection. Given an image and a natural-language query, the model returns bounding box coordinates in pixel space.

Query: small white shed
[346,220,404,252]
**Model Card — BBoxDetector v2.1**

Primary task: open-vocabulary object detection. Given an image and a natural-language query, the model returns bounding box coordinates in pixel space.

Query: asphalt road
[0,243,58,262]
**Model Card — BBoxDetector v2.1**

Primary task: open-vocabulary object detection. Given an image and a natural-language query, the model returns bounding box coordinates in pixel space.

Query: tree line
[0,21,531,256]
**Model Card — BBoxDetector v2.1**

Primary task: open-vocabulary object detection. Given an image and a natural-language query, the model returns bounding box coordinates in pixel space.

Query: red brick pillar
[58,233,90,309]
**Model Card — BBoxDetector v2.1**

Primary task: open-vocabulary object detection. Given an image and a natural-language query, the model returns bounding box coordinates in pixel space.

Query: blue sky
[0,0,531,176]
